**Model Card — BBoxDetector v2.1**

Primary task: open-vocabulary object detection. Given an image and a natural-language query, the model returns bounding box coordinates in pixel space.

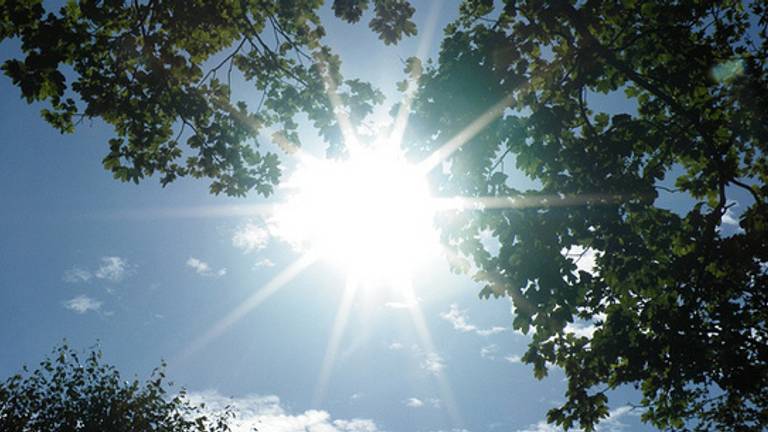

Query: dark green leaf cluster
[0,0,410,196]
[0,343,232,431]
[403,1,768,430]
[332,0,416,45]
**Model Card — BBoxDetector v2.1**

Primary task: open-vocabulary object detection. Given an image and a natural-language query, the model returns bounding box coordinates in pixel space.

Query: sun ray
[178,252,318,359]
[396,278,463,428]
[418,94,514,175]
[320,67,362,154]
[388,1,443,150]
[312,276,360,407]
[98,203,277,220]
[434,192,647,212]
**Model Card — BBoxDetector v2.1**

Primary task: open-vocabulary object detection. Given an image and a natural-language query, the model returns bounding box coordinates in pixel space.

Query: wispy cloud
[427,429,470,432]
[388,341,404,351]
[62,267,91,283]
[186,257,227,278]
[232,222,270,253]
[405,397,424,408]
[480,344,499,360]
[94,256,129,282]
[63,295,101,314]
[253,258,275,268]
[420,351,446,376]
[187,390,381,432]
[388,343,445,376]
[440,304,507,336]
[477,326,506,336]
[63,256,131,284]
[384,297,421,309]
[505,355,523,364]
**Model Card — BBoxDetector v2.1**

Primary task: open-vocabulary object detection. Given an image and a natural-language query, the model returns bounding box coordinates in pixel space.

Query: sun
[271,143,439,280]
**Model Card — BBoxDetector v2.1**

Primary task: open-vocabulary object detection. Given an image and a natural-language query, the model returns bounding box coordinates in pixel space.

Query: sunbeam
[388,1,443,149]
[320,66,362,154]
[178,252,317,359]
[433,192,647,212]
[418,94,514,175]
[399,278,464,428]
[312,276,360,407]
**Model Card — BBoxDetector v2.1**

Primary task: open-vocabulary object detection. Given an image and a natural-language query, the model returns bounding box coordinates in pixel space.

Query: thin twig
[197,38,247,88]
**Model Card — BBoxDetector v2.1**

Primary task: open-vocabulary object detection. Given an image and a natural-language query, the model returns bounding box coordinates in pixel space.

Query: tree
[402,1,768,430]
[2,1,767,431]
[0,343,232,431]
[0,0,414,195]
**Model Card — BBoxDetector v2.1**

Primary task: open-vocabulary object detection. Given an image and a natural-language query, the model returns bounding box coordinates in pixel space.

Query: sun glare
[272,144,439,280]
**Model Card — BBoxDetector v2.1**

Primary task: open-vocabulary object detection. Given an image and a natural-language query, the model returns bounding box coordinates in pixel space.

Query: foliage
[0,0,414,195]
[0,343,231,431]
[403,1,768,431]
[3,1,768,431]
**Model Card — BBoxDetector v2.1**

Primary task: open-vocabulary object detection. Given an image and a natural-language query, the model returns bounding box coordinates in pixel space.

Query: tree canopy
[404,1,768,430]
[0,0,415,195]
[0,343,231,431]
[2,1,768,431]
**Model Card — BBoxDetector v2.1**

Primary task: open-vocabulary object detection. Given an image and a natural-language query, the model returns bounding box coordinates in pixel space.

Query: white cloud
[564,322,597,339]
[517,421,560,432]
[600,406,633,431]
[63,256,131,284]
[254,258,276,268]
[428,429,471,432]
[722,208,739,225]
[516,405,634,432]
[480,344,498,360]
[63,267,92,283]
[564,313,606,340]
[441,304,477,332]
[405,398,424,408]
[186,390,381,432]
[390,343,446,376]
[388,342,404,351]
[420,352,446,376]
[441,304,507,336]
[720,201,745,234]
[94,256,129,282]
[63,295,101,314]
[384,297,421,309]
[334,419,380,432]
[232,222,270,253]
[477,326,506,336]
[186,257,227,278]
[562,246,599,276]
[505,355,523,364]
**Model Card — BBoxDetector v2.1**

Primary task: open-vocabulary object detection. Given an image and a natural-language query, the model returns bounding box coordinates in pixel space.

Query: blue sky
[3,3,752,432]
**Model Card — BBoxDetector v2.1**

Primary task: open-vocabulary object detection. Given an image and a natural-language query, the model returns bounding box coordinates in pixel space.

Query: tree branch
[558,2,705,134]
[730,178,762,204]
[197,37,247,88]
